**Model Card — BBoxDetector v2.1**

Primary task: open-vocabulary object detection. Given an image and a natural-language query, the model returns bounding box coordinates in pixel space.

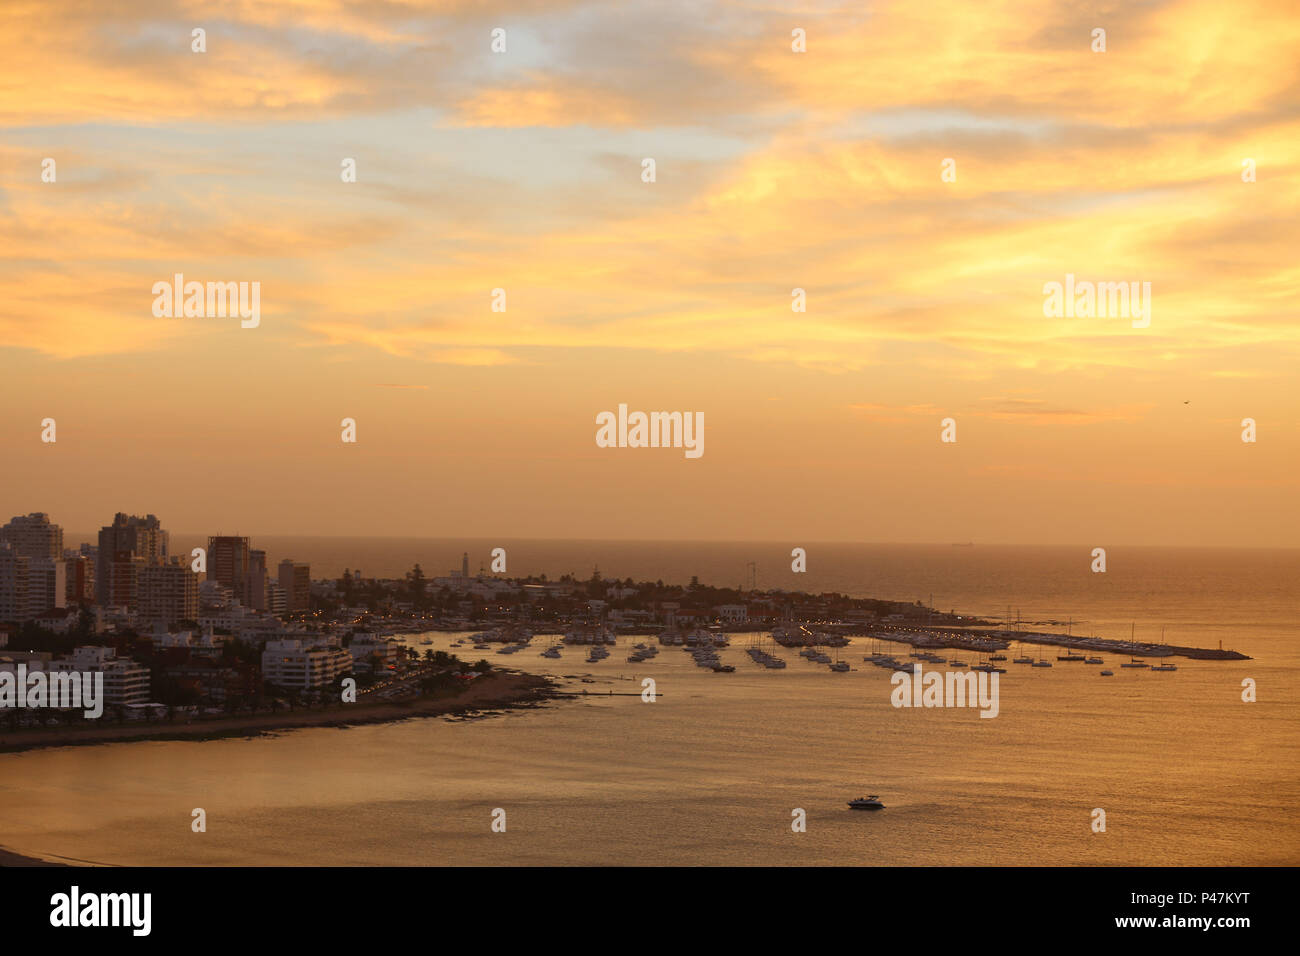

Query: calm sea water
[5,542,1298,865]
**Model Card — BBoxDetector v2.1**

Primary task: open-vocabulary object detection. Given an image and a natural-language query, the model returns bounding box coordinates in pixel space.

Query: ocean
[4,541,1297,865]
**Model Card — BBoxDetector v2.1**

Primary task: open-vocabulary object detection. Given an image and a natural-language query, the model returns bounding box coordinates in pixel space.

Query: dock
[859,625,1250,661]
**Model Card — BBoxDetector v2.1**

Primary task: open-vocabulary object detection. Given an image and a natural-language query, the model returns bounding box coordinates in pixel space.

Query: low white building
[151,628,227,657]
[717,604,748,624]
[0,651,51,674]
[608,609,653,624]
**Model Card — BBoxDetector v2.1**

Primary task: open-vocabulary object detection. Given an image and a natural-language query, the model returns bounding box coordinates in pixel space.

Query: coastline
[0,847,67,867]
[0,670,566,757]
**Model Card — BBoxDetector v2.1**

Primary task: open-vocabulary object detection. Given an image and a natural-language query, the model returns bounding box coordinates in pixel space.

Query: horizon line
[58,531,1300,551]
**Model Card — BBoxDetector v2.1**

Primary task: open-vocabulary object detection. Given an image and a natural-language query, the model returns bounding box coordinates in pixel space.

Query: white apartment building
[101,659,152,707]
[262,639,352,691]
[48,646,152,707]
[265,580,287,616]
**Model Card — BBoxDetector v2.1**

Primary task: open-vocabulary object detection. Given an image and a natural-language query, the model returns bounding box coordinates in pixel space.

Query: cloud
[2,0,1297,379]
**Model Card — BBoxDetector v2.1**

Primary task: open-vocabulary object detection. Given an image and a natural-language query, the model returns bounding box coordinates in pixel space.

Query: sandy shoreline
[0,671,565,757]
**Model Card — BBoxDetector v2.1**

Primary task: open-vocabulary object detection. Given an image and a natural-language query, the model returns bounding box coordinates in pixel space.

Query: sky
[1,0,1298,546]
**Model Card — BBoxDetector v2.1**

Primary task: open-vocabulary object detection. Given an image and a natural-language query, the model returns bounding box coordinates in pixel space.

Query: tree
[74,607,94,642]
[406,563,427,609]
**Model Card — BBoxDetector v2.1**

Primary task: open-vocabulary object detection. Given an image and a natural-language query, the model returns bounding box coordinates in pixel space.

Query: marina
[448,622,1232,687]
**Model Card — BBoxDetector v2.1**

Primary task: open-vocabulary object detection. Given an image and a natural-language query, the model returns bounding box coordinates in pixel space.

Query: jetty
[858,625,1249,661]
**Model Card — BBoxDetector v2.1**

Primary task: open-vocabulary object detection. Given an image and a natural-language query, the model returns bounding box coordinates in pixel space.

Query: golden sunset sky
[1,0,1297,545]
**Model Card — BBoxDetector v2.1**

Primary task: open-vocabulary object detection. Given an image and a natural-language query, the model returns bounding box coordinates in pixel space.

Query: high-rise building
[278,559,311,614]
[0,513,64,562]
[208,536,251,604]
[25,558,67,619]
[138,559,199,628]
[0,544,29,623]
[62,550,94,605]
[245,550,269,611]
[96,513,168,607]
[106,553,146,610]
